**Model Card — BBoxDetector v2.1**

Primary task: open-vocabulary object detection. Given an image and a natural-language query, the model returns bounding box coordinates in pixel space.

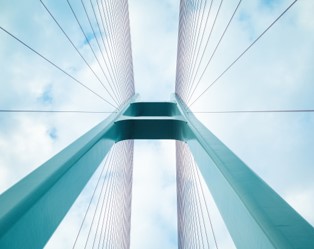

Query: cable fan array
[73,141,134,249]
[175,0,298,108]
[0,0,135,111]
[175,0,226,105]
[176,142,218,249]
[43,0,135,109]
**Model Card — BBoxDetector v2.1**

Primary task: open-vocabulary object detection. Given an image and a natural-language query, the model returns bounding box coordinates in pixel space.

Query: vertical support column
[176,96,314,249]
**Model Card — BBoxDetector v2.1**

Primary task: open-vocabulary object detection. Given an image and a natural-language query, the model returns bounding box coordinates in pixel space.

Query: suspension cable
[0,26,117,109]
[189,0,298,107]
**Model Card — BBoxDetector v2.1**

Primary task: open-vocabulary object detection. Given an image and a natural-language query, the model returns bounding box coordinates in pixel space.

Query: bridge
[0,0,313,248]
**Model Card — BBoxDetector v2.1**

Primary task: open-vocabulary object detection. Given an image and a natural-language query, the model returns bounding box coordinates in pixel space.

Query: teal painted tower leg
[176,95,314,249]
[0,97,136,249]
[0,120,115,249]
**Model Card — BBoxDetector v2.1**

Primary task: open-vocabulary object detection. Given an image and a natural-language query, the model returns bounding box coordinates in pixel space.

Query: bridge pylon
[0,95,313,248]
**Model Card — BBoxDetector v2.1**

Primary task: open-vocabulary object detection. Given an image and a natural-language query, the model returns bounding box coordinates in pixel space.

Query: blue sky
[0,0,313,248]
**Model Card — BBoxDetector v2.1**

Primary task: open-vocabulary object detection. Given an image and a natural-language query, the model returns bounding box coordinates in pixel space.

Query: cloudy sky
[0,0,313,248]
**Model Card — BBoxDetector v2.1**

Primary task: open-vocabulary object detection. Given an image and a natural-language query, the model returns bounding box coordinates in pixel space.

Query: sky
[0,0,314,248]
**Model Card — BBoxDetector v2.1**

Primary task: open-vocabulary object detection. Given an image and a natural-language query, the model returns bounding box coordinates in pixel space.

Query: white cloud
[130,141,177,249]
[0,0,313,248]
[129,0,179,101]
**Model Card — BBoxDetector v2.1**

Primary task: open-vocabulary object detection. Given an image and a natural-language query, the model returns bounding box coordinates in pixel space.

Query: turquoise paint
[176,96,314,249]
[0,95,313,248]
